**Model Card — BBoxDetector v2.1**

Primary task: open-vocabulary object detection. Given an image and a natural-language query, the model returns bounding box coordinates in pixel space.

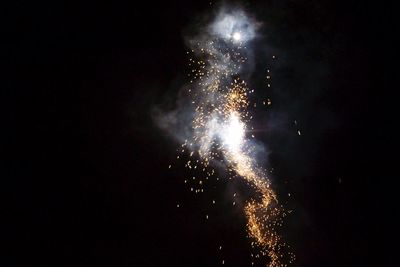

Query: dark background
[2,0,394,266]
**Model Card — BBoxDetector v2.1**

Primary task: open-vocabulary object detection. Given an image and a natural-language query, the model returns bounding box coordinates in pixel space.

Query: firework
[169,7,294,266]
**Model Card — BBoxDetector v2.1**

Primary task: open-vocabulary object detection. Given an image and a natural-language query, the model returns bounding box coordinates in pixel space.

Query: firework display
[168,8,295,266]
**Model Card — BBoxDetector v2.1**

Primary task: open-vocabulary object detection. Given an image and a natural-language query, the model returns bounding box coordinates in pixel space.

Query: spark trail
[171,7,294,266]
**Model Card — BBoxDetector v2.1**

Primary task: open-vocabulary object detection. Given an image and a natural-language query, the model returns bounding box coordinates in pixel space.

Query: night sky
[2,1,394,266]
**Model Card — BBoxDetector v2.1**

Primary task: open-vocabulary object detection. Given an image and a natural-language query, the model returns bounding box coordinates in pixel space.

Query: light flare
[221,112,245,154]
[232,32,242,41]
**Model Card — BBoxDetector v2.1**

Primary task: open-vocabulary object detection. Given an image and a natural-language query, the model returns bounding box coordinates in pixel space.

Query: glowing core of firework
[221,112,245,154]
[232,32,242,42]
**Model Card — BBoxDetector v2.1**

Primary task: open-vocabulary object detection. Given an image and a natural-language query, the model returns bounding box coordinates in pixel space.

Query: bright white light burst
[232,32,242,41]
[221,112,245,153]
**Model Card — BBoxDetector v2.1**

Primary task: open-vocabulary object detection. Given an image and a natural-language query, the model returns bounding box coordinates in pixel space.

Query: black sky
[2,0,394,266]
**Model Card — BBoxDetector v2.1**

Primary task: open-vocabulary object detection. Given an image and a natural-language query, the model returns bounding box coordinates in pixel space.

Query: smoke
[153,6,262,155]
[152,85,195,143]
[210,8,258,43]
